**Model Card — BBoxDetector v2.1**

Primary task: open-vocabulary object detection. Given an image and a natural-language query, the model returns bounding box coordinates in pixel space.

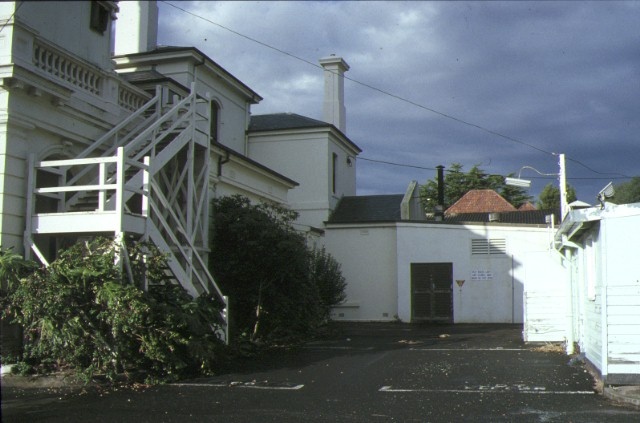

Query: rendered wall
[396,223,550,323]
[249,129,357,230]
[150,60,252,155]
[522,251,567,342]
[7,1,116,70]
[325,221,552,324]
[211,154,291,206]
[324,224,398,321]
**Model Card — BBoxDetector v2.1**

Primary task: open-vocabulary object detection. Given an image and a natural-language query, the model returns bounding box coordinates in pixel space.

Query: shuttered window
[471,238,507,255]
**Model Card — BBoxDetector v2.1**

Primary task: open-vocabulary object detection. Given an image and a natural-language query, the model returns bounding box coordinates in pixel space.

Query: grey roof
[212,142,298,187]
[328,195,405,223]
[115,46,262,102]
[249,113,363,153]
[328,195,558,225]
[249,113,332,132]
[119,69,169,84]
[440,210,559,225]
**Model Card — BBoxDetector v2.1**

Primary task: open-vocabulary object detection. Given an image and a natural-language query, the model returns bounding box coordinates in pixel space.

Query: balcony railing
[8,22,151,113]
[33,41,103,95]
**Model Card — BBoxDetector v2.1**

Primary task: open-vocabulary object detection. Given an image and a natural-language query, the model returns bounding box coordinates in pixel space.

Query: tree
[612,177,640,204]
[536,183,577,211]
[209,195,346,343]
[419,163,532,211]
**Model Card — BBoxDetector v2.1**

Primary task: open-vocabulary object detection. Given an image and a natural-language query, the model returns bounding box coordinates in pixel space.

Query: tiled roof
[446,189,517,215]
[249,113,332,132]
[518,202,537,211]
[327,193,557,225]
[328,195,404,223]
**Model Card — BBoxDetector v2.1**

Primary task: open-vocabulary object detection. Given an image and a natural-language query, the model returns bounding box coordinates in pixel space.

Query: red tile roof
[518,202,537,211]
[445,189,517,215]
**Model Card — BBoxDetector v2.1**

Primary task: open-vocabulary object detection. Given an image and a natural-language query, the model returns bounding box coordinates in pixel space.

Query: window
[332,153,338,194]
[471,238,507,255]
[90,1,110,34]
[210,102,220,143]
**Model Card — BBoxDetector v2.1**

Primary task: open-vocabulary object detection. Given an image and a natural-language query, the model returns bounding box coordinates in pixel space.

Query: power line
[163,1,551,155]
[358,157,438,171]
[565,156,630,178]
[0,1,24,34]
[358,157,630,182]
[161,1,632,180]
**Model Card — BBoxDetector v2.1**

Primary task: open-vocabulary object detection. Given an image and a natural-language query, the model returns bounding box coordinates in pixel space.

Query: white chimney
[319,55,349,134]
[114,1,159,55]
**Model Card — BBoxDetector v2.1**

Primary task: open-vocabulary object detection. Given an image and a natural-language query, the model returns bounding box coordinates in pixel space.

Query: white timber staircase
[24,84,229,341]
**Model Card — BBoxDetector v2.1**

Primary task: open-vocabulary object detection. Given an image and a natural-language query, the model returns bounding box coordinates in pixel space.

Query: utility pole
[558,153,568,220]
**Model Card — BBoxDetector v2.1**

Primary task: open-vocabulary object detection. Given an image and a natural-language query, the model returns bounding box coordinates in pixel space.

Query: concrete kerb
[1,364,144,390]
[1,371,88,390]
[604,386,640,410]
[578,357,640,410]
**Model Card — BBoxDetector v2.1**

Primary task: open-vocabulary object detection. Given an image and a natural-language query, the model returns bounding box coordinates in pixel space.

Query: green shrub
[309,246,346,321]
[0,247,38,291]
[1,238,224,383]
[210,195,346,344]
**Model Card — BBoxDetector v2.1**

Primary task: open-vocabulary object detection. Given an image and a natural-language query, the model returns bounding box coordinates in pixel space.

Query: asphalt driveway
[3,323,639,422]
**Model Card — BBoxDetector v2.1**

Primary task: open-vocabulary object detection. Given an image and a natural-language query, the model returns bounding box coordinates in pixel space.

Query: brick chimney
[114,1,159,55]
[319,55,349,134]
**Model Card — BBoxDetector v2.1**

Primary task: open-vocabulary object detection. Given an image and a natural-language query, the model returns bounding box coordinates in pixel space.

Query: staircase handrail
[64,93,161,191]
[123,90,196,158]
[78,92,162,160]
[65,88,195,210]
[148,179,225,300]
[33,151,149,215]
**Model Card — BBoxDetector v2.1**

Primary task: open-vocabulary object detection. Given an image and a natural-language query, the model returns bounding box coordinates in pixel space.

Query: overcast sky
[157,1,639,203]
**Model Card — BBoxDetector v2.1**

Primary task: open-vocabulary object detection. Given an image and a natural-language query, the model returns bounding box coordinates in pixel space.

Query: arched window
[210,101,220,143]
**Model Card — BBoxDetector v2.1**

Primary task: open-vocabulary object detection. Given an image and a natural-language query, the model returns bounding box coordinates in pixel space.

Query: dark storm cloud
[159,1,640,202]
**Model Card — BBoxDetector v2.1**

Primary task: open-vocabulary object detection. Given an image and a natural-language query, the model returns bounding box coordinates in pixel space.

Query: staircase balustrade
[25,83,228,342]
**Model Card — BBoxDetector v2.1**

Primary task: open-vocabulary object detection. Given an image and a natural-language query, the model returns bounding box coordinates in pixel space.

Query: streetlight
[505,153,568,220]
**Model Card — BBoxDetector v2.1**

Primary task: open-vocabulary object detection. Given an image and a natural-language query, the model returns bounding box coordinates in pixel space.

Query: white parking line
[409,348,527,351]
[302,346,375,351]
[172,382,304,390]
[379,386,594,395]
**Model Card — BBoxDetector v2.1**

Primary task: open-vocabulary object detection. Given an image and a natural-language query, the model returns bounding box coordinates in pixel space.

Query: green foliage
[419,163,532,211]
[0,247,38,291]
[536,183,577,211]
[1,238,224,383]
[309,246,346,321]
[612,177,640,205]
[210,195,346,344]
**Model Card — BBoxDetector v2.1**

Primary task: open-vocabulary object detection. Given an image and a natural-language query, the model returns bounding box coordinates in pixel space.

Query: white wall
[211,152,291,206]
[249,129,357,230]
[148,60,252,155]
[324,224,398,321]
[325,221,552,324]
[522,251,567,342]
[114,1,158,56]
[396,223,550,323]
[7,1,116,70]
[0,12,131,250]
[599,212,640,381]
